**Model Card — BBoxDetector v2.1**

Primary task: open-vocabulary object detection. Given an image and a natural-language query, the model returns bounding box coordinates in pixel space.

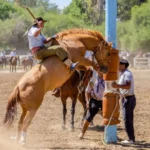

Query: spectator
[112,59,136,144]
[78,70,105,139]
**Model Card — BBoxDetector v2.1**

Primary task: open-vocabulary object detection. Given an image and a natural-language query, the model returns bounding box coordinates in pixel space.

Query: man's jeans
[122,95,136,141]
[34,45,68,61]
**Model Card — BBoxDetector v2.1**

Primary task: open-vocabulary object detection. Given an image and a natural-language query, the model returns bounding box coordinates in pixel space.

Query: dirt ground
[0,69,150,150]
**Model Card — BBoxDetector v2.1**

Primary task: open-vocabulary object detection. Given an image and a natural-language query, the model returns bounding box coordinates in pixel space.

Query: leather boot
[78,120,90,139]
[63,58,79,71]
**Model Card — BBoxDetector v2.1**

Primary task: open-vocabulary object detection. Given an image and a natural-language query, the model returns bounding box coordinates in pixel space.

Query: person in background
[10,48,17,58]
[27,52,33,60]
[78,70,105,139]
[112,59,136,144]
[0,51,4,57]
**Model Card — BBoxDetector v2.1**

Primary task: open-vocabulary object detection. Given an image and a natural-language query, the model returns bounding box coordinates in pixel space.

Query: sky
[49,0,72,9]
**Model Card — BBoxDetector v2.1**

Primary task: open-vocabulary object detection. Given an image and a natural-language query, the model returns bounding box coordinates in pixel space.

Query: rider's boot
[63,57,79,71]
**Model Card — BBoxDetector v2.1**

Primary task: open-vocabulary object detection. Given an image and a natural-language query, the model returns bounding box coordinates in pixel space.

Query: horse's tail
[3,87,21,127]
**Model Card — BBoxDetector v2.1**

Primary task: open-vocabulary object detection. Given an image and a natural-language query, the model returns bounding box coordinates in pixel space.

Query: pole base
[104,125,117,144]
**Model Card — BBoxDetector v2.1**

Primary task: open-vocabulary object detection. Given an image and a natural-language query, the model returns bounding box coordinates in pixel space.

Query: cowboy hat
[34,17,47,24]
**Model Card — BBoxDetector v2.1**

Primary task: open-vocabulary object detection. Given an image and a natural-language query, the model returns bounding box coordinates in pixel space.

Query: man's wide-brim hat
[34,17,47,24]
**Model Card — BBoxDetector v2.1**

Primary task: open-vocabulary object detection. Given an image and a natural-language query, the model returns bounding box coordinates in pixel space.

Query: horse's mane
[57,28,106,42]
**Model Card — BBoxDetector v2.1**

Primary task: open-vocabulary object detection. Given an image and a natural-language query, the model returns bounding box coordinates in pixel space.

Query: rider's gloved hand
[51,34,57,39]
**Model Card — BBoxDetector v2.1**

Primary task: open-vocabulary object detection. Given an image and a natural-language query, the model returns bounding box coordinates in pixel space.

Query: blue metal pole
[104,0,117,144]
[106,0,117,48]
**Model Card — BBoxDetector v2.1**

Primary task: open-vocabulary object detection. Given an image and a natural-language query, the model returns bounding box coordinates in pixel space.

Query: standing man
[27,17,78,71]
[112,59,136,144]
[78,70,105,139]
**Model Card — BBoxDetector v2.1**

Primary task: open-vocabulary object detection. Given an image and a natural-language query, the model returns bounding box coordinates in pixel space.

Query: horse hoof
[69,127,75,132]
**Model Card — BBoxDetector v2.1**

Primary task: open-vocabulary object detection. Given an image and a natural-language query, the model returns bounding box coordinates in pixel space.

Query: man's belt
[31,47,41,54]
[32,46,46,54]
[124,94,134,97]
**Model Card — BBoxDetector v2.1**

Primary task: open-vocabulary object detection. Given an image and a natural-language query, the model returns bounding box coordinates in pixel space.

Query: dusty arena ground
[0,69,150,150]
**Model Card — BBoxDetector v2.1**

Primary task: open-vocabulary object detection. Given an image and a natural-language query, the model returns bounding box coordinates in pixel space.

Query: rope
[101,90,125,145]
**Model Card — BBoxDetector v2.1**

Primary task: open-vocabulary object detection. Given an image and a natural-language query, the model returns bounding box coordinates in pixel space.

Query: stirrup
[70,62,79,71]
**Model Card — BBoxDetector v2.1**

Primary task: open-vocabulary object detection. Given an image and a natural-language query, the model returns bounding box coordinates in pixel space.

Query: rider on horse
[9,48,17,61]
[27,17,78,71]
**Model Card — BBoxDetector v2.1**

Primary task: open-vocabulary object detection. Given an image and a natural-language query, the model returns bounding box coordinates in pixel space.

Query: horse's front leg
[61,96,67,129]
[78,57,98,70]
[70,95,77,132]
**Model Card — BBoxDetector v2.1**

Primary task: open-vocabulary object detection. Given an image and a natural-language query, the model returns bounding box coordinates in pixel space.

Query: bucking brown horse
[3,29,119,145]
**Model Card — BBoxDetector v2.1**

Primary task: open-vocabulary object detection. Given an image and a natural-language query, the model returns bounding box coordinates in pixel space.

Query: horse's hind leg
[17,107,27,141]
[19,109,37,145]
[70,95,77,131]
[11,106,27,141]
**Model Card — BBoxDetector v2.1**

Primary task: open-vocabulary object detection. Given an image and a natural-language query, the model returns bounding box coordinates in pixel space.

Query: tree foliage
[0,0,16,20]
[117,0,150,52]
[1,0,150,53]
[63,0,105,25]
[117,0,147,21]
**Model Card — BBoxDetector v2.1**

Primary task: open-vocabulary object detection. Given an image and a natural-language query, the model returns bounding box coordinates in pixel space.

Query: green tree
[0,0,16,20]
[117,0,150,52]
[63,0,87,21]
[64,0,105,25]
[13,0,60,13]
[117,0,147,21]
[131,0,150,52]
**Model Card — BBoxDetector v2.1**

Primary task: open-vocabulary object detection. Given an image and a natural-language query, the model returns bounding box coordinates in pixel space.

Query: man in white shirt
[78,70,105,139]
[10,49,17,57]
[27,17,78,71]
[112,59,136,144]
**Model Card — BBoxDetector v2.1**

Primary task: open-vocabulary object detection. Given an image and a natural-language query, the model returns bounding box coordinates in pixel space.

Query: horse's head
[94,42,118,74]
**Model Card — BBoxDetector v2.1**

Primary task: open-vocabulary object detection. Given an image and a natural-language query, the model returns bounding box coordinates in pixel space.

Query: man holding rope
[112,59,136,144]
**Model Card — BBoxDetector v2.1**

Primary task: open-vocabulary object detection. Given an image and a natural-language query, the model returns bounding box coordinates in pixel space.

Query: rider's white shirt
[28,26,46,50]
[10,51,17,57]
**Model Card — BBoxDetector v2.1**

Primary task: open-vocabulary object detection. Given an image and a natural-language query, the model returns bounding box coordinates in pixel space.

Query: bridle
[92,41,112,65]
